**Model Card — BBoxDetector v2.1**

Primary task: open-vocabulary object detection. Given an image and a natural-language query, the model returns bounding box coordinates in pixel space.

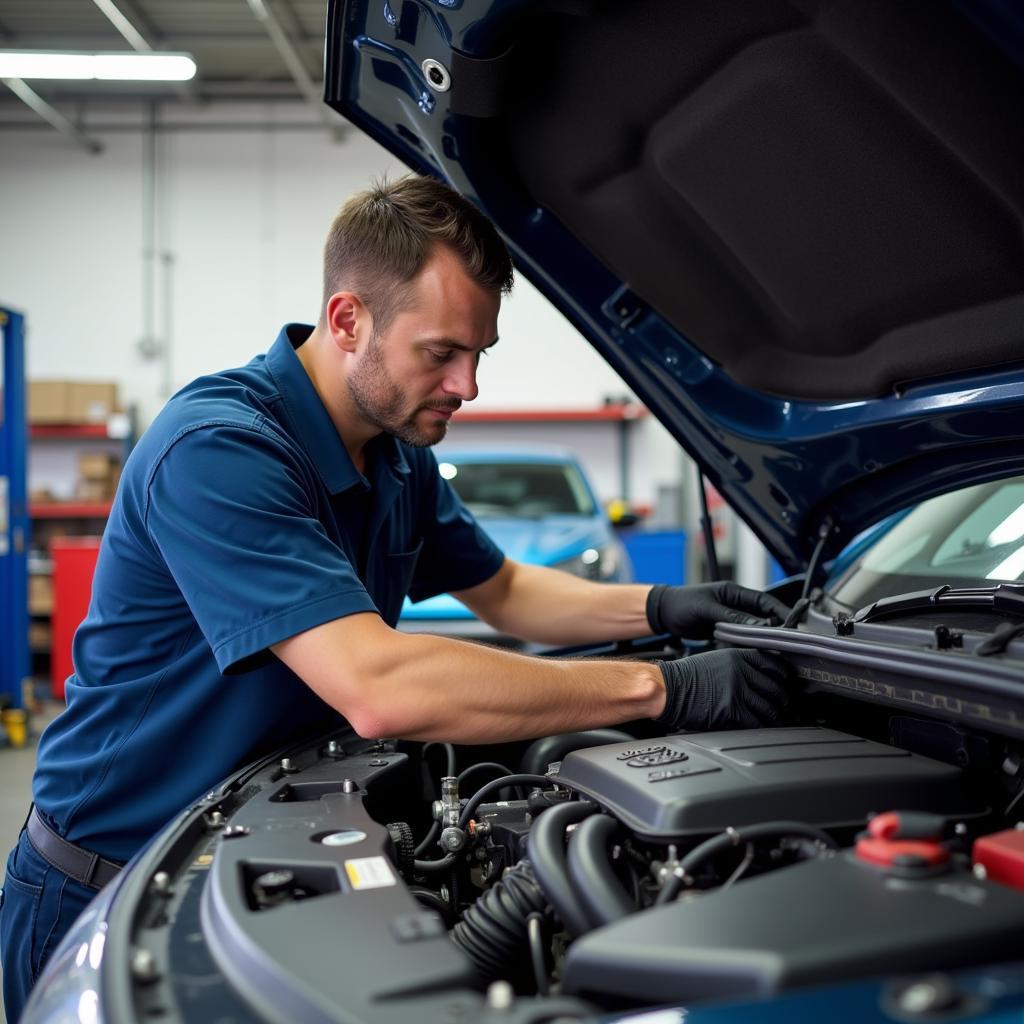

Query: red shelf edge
[30,502,112,519]
[29,423,113,439]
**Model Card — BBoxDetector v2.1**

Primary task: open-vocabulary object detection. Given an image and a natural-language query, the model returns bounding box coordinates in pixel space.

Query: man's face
[346,247,501,447]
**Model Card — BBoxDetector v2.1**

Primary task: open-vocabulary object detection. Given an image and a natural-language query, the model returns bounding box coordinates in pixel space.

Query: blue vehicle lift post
[1,306,30,724]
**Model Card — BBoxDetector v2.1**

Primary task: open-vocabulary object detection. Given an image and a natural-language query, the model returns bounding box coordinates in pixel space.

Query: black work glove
[647,582,790,640]
[655,649,790,731]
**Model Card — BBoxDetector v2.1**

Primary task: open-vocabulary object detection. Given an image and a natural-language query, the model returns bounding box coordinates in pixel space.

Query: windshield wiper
[853,584,1024,625]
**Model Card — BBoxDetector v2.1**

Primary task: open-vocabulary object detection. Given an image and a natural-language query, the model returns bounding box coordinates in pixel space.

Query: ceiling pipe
[1,77,102,153]
[245,0,346,140]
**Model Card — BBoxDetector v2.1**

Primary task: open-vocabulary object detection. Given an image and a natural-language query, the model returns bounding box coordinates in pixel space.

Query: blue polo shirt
[32,325,505,861]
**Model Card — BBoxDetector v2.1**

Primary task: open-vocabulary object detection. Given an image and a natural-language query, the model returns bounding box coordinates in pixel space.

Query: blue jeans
[1,828,96,1023]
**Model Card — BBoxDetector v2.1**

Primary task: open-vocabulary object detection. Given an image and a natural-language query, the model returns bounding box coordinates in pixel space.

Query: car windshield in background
[828,475,1024,609]
[441,461,597,519]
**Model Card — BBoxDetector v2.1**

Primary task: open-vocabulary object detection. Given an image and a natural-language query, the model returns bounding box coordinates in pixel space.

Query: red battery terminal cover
[972,829,1024,891]
[855,810,951,869]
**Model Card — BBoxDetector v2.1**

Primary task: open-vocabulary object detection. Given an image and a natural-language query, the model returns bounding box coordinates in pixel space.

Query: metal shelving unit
[1,306,29,712]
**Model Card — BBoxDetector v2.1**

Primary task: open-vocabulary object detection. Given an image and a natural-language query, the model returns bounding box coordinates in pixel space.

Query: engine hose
[450,859,549,984]
[566,813,634,929]
[527,800,597,938]
[413,852,458,874]
[656,820,839,905]
[458,773,559,829]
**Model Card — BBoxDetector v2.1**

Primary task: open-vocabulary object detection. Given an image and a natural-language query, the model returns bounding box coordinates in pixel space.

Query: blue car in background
[400,449,631,642]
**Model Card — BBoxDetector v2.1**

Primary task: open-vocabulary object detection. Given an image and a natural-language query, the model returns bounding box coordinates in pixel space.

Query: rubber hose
[458,773,557,830]
[566,813,634,929]
[413,852,457,874]
[526,800,597,938]
[450,859,549,984]
[656,820,839,905]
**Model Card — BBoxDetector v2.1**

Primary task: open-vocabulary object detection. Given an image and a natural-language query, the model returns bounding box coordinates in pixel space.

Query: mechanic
[1,175,789,1020]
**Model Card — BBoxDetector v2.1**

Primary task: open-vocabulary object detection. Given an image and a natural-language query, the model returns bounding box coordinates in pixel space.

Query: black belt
[25,806,124,892]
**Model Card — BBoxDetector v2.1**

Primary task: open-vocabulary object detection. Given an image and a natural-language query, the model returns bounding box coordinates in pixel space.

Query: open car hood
[323,0,1024,571]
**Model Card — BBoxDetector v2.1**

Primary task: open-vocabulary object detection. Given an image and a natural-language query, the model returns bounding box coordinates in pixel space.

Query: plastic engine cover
[561,853,1024,1005]
[554,726,976,840]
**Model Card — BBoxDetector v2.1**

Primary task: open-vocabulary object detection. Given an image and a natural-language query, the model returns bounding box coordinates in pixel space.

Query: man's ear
[325,291,372,353]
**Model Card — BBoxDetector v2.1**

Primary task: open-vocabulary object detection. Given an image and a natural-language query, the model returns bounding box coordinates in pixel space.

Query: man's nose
[443,355,479,402]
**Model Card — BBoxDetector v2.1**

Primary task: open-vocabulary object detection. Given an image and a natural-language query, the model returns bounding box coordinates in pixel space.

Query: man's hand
[647,582,790,640]
[655,649,790,731]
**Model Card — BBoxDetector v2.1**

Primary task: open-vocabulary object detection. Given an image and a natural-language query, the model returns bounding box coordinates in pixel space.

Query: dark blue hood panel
[324,0,1024,571]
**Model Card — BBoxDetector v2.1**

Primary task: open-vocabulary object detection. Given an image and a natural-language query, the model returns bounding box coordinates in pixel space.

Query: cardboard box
[28,380,72,424]
[29,575,53,616]
[28,379,119,424]
[69,382,118,423]
[78,452,120,481]
[74,478,116,502]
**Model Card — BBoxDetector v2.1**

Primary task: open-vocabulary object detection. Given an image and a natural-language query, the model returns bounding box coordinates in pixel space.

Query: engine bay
[138,688,1024,1024]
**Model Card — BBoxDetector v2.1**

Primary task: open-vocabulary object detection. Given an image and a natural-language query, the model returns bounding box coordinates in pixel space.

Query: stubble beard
[347,332,456,448]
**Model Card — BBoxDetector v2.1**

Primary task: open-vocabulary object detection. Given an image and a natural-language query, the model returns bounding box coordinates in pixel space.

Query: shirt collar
[265,324,410,494]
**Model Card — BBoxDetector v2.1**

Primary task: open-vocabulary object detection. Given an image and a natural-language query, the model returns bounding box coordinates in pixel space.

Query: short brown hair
[320,175,514,332]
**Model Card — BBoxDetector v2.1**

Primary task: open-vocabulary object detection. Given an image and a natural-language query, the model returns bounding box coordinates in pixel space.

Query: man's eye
[427,350,452,364]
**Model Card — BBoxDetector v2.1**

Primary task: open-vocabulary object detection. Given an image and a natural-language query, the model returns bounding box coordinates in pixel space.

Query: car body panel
[323,0,1024,574]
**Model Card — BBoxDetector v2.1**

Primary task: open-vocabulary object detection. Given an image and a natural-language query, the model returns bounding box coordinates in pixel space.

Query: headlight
[552,543,620,581]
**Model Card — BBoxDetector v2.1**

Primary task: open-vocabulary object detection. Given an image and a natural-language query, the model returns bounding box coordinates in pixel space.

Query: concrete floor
[0,702,62,1024]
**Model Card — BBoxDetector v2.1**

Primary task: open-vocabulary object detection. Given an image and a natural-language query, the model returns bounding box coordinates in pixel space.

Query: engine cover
[554,726,977,841]
[561,850,1024,1004]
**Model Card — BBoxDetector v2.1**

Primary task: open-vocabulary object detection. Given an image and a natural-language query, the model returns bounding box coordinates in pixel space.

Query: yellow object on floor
[2,708,29,748]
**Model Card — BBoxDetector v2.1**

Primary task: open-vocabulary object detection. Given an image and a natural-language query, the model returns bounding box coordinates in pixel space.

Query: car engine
[177,704,1024,1024]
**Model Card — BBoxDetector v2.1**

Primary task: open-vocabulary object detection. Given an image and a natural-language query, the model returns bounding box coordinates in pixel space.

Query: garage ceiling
[0,0,329,112]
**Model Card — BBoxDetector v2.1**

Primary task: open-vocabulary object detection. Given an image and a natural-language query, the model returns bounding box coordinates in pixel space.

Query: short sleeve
[145,422,378,672]
[406,454,505,602]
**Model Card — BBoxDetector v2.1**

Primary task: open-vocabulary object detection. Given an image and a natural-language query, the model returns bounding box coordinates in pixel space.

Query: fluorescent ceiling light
[0,51,196,82]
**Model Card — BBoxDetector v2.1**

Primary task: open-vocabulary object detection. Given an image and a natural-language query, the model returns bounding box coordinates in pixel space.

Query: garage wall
[0,102,683,509]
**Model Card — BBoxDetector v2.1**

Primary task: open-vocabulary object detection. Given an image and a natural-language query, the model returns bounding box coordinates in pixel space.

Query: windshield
[828,475,1024,609]
[441,461,597,519]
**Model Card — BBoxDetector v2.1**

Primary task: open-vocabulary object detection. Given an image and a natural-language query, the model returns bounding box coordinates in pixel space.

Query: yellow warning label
[344,856,396,890]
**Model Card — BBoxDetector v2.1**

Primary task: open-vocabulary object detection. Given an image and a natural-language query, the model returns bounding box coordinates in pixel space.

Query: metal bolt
[279,757,296,773]
[440,826,466,852]
[954,822,968,836]
[131,948,160,983]
[151,871,171,894]
[1016,822,1024,832]
[326,740,344,758]
[342,779,358,794]
[222,825,250,839]
[486,980,514,1010]
[973,863,988,880]
[206,811,226,829]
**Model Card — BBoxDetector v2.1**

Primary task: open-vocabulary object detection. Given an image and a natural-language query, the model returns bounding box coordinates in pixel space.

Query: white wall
[0,101,682,508]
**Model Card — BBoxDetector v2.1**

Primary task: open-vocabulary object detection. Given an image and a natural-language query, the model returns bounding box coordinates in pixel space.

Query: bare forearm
[362,631,663,741]
[274,614,665,743]
[459,562,654,646]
